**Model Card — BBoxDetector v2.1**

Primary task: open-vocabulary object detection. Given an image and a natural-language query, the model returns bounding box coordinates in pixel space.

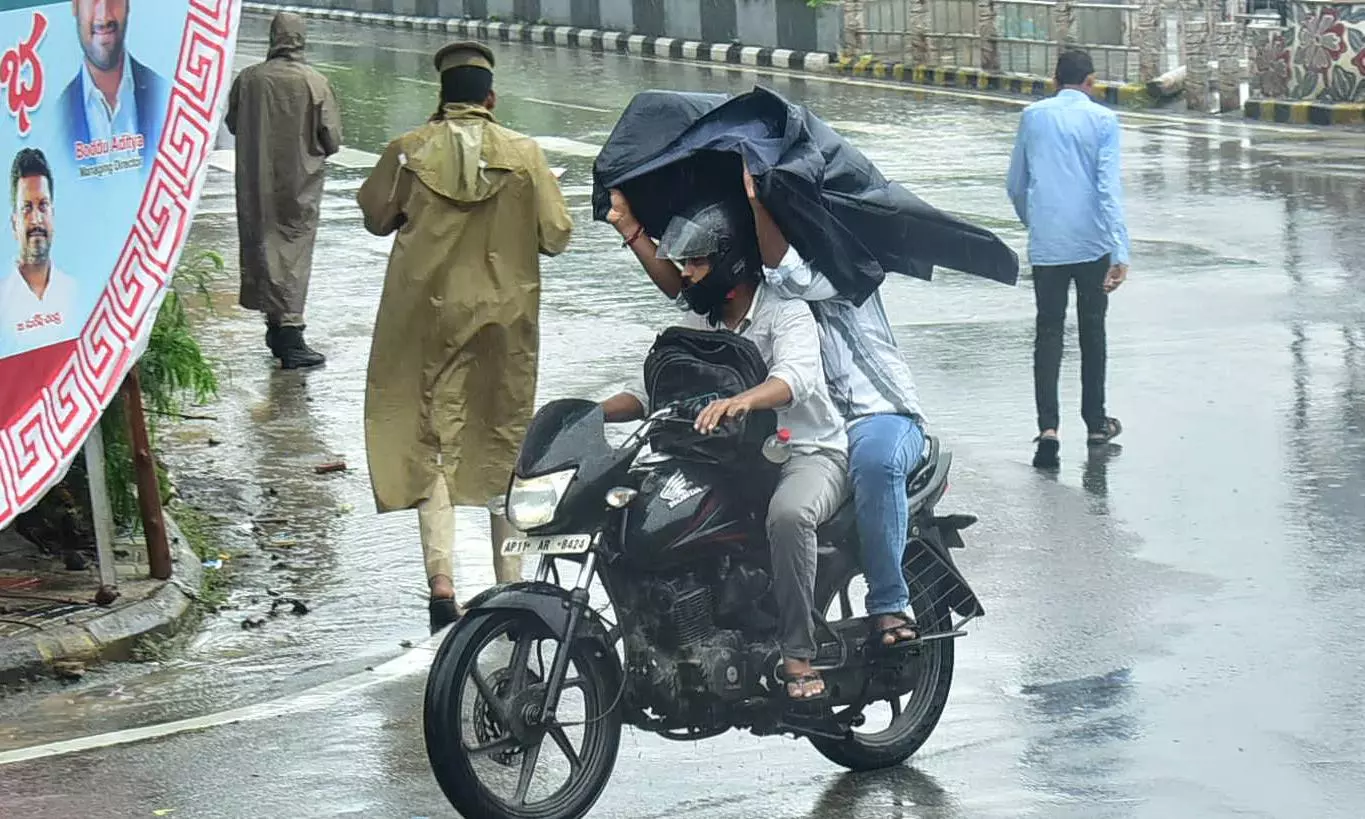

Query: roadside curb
[834,56,1150,108]
[1243,98,1365,126]
[0,516,201,687]
[243,3,832,71]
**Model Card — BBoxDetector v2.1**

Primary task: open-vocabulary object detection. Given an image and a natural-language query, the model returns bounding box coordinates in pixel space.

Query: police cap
[434,41,495,73]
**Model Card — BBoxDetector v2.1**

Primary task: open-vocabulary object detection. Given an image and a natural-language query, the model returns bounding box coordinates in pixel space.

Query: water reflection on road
[1,11,1363,817]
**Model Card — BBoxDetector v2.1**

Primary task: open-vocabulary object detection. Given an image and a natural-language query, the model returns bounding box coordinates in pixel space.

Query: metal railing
[862,0,1143,84]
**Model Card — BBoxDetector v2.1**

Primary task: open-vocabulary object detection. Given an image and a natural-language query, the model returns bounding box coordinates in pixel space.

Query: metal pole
[82,424,118,589]
[121,370,171,581]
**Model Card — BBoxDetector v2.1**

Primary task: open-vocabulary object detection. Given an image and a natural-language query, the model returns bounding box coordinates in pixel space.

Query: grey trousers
[766,449,850,660]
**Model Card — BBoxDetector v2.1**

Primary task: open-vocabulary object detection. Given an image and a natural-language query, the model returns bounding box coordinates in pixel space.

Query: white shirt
[763,246,926,424]
[627,281,847,454]
[0,265,78,357]
[81,52,138,148]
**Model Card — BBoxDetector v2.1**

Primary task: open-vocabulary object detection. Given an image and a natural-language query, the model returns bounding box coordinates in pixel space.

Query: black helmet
[656,199,759,317]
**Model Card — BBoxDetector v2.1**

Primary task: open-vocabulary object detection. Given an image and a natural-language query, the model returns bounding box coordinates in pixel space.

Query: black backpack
[642,326,778,466]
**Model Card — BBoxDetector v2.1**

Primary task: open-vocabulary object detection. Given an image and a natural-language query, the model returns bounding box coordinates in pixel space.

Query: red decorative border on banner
[0,0,240,529]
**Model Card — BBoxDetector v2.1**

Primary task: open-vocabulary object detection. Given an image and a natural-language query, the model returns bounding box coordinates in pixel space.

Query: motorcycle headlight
[506,469,576,530]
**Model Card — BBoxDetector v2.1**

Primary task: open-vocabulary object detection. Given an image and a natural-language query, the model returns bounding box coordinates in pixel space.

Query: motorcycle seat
[816,436,940,549]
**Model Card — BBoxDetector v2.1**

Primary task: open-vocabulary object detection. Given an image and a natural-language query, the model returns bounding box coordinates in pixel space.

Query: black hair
[10,147,51,210]
[1055,49,1095,88]
[440,66,494,106]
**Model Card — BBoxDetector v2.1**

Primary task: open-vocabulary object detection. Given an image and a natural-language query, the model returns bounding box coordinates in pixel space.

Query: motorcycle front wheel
[809,554,956,771]
[424,610,623,819]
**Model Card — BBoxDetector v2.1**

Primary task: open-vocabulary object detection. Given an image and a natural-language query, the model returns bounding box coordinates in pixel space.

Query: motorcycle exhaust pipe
[487,495,524,584]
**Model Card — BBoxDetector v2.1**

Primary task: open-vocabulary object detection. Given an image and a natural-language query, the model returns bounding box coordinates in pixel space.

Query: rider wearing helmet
[656,198,761,320]
[601,193,849,701]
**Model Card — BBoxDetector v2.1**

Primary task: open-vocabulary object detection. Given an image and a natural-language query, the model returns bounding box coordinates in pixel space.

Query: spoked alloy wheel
[424,611,622,819]
[810,562,955,771]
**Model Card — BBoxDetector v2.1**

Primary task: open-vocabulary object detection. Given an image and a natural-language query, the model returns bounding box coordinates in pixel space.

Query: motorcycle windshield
[514,398,613,477]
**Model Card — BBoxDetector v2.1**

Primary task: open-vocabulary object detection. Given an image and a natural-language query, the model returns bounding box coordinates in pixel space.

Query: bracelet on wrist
[622,224,645,248]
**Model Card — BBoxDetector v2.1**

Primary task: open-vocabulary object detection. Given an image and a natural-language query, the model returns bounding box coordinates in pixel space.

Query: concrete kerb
[0,514,201,687]
[242,3,833,71]
[1243,98,1365,126]
[835,56,1150,107]
[242,2,1168,111]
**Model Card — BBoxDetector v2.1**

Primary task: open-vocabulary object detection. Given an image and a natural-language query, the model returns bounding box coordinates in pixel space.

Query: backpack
[642,326,778,466]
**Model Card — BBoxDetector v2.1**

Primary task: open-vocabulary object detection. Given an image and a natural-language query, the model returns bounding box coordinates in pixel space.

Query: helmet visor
[656,214,723,262]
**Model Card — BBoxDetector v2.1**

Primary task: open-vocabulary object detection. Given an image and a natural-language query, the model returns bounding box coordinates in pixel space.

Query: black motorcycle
[424,398,983,819]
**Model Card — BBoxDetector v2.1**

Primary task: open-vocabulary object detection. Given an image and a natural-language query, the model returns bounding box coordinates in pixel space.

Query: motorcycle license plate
[500,534,592,556]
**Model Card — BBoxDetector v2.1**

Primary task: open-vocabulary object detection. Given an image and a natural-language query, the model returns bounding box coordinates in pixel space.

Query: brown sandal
[872,612,920,648]
[782,670,829,701]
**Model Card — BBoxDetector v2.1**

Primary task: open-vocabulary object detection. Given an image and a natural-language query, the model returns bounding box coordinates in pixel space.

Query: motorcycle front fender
[461,581,618,648]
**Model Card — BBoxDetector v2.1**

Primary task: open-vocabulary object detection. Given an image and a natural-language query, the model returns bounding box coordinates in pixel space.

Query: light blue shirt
[81,52,138,147]
[1006,89,1131,267]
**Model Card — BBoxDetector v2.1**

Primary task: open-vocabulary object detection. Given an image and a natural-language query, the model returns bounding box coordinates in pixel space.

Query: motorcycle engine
[624,565,774,724]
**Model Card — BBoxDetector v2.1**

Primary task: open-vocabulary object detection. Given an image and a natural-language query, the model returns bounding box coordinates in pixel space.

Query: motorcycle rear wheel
[424,610,623,819]
[809,555,955,771]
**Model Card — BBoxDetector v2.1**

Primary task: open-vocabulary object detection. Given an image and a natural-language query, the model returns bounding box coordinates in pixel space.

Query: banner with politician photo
[0,1,241,529]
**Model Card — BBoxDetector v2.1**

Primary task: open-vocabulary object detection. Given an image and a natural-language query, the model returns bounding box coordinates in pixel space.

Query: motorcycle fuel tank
[621,461,756,568]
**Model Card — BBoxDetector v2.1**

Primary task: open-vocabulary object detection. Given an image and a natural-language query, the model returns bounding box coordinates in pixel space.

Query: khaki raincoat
[226,13,341,322]
[359,104,572,513]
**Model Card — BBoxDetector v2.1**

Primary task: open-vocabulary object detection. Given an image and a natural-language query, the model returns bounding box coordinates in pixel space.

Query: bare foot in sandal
[783,658,828,700]
[873,612,919,647]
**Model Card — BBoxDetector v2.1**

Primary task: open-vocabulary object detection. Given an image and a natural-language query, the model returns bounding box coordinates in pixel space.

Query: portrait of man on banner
[0,147,76,357]
[56,0,170,178]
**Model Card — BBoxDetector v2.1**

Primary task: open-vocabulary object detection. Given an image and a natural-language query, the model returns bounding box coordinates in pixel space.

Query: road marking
[207,135,602,175]
[0,634,445,766]
[528,135,603,157]
[520,96,614,114]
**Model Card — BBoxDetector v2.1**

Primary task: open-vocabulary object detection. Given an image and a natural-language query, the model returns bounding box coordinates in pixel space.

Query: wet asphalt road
[3,12,1365,817]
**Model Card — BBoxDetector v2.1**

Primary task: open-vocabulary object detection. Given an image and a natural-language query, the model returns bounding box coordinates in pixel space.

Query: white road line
[208,135,602,175]
[528,135,603,158]
[0,634,445,767]
[521,96,614,114]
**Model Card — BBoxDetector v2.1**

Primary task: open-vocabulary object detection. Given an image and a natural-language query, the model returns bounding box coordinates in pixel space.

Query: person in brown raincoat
[358,42,572,633]
[226,12,341,369]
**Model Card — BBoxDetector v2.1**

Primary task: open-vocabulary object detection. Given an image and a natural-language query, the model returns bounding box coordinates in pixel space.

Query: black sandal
[781,669,830,701]
[428,598,463,635]
[1032,434,1060,468]
[871,612,920,649]
[1087,417,1122,446]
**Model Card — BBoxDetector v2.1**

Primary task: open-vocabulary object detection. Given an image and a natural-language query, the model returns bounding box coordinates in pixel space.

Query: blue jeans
[847,414,926,617]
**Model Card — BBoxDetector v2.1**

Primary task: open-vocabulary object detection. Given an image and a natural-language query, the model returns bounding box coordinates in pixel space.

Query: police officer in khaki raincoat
[227,12,341,369]
[358,42,572,633]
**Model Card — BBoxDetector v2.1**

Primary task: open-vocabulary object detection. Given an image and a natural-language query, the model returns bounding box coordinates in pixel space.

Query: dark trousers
[1033,256,1109,434]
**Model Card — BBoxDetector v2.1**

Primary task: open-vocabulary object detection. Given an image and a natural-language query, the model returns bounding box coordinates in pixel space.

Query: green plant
[101,249,223,526]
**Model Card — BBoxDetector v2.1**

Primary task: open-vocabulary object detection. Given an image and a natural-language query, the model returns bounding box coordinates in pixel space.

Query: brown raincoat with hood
[359,104,572,513]
[226,12,341,323]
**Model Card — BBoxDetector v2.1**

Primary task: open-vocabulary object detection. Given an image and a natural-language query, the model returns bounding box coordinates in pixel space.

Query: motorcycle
[424,398,984,819]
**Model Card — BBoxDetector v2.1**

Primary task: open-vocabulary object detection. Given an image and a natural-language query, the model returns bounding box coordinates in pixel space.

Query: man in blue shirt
[57,0,170,179]
[1007,49,1130,469]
